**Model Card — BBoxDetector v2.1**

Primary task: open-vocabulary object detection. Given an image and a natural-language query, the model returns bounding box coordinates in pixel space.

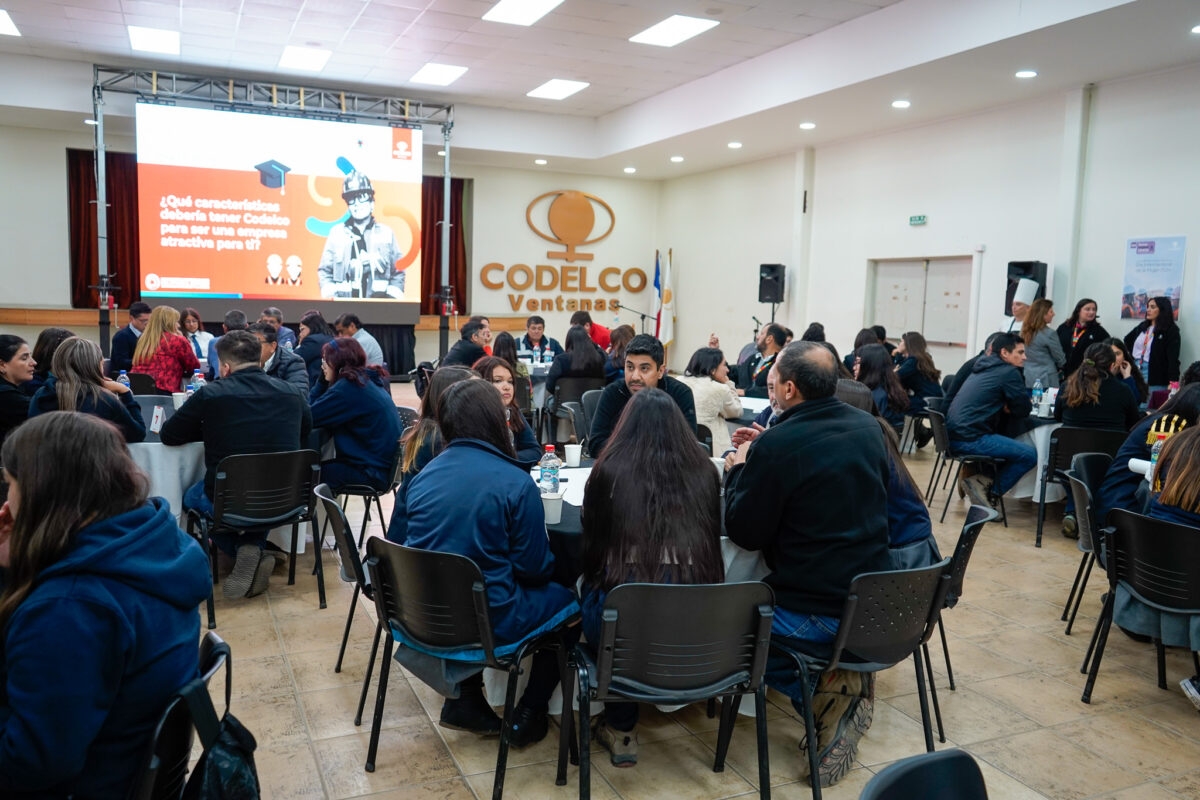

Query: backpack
[180,641,261,800]
[412,361,436,399]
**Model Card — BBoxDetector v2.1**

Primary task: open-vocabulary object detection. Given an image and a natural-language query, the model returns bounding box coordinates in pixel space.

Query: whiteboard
[924,259,972,346]
[873,260,926,335]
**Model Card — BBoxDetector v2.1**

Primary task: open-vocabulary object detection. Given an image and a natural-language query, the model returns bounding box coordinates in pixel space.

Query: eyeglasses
[348,195,372,206]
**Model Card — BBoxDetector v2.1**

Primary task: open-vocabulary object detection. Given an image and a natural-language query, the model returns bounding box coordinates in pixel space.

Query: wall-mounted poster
[1121,236,1185,319]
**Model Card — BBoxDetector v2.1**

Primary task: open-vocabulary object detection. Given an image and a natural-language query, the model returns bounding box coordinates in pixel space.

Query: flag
[654,249,674,346]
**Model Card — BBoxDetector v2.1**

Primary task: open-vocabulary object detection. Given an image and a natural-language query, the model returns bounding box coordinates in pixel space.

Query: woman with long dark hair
[28,337,146,443]
[473,355,541,461]
[309,337,401,492]
[404,379,577,746]
[0,412,209,795]
[844,328,878,372]
[1104,337,1149,405]
[179,307,213,364]
[581,387,723,766]
[1021,298,1066,389]
[854,343,908,434]
[546,324,605,396]
[1123,295,1181,392]
[296,309,335,387]
[130,305,201,394]
[893,331,942,413]
[24,327,74,397]
[605,324,636,384]
[678,347,742,455]
[491,331,528,379]
[1057,298,1109,377]
[0,335,34,446]
[1055,342,1140,431]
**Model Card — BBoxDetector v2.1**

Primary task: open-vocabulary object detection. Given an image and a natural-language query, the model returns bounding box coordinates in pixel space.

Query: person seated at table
[259,306,297,350]
[520,314,563,361]
[109,301,151,375]
[677,347,742,456]
[1021,298,1066,390]
[871,324,895,355]
[1123,295,1181,395]
[727,367,781,460]
[332,313,385,368]
[297,310,335,387]
[180,307,213,365]
[724,342,890,788]
[248,322,309,393]
[604,324,636,384]
[0,411,210,797]
[853,343,908,436]
[1057,298,1110,378]
[545,324,606,397]
[131,306,201,395]
[442,319,488,368]
[28,337,145,443]
[945,333,1036,508]
[403,379,578,744]
[943,331,1004,408]
[1104,337,1149,406]
[23,327,74,398]
[571,310,611,350]
[581,387,724,767]
[589,334,697,457]
[799,322,825,342]
[473,356,541,462]
[309,338,401,493]
[893,332,943,414]
[1096,383,1200,520]
[842,329,877,373]
[468,314,493,355]
[0,335,35,447]
[738,323,786,398]
[161,331,311,599]
[204,309,249,381]
[490,331,529,381]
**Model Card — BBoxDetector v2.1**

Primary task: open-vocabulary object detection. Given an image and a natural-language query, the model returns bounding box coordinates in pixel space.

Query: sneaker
[595,720,638,767]
[223,544,264,599]
[507,704,549,749]
[1179,675,1200,711]
[440,693,502,737]
[246,553,275,598]
[963,475,993,507]
[1062,514,1079,539]
[914,422,934,449]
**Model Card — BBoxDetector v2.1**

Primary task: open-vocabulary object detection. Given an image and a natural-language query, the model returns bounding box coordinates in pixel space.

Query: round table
[1009,418,1066,502]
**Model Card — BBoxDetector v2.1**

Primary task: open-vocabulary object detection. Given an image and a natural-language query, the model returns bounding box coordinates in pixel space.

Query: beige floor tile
[214,622,284,660]
[228,690,308,746]
[313,723,459,799]
[209,595,276,629]
[672,697,785,734]
[940,603,1023,637]
[593,735,753,800]
[970,671,1094,726]
[466,759,618,800]
[257,740,327,800]
[1130,700,1200,743]
[232,654,295,700]
[1044,664,1177,713]
[303,681,425,741]
[288,645,380,694]
[272,583,357,619]
[968,729,1143,800]
[278,610,376,655]
[344,777,476,800]
[1088,784,1188,800]
[972,759,1047,800]
[692,710,814,788]
[971,628,1091,672]
[765,767,874,799]
[887,686,1040,745]
[926,637,1029,685]
[437,714,579,776]
[853,700,956,767]
[1054,710,1200,778]
[1158,768,1200,797]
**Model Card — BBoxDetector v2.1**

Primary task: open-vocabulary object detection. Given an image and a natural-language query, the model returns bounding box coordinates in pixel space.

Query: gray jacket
[1024,327,1065,388]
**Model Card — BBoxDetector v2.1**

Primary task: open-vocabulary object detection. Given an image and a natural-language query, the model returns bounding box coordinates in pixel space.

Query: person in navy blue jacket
[403,378,577,747]
[309,337,402,492]
[27,337,146,443]
[108,301,151,375]
[473,355,541,462]
[0,411,210,797]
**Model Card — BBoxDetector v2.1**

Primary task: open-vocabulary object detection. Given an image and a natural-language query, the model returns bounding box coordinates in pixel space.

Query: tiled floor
[211,405,1200,799]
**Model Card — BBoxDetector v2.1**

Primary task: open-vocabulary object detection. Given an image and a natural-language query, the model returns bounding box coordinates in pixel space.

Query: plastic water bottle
[539,346,548,365]
[1150,433,1168,469]
[538,445,561,494]
[186,383,196,398]
[192,369,207,390]
[1031,379,1044,407]
[117,370,130,388]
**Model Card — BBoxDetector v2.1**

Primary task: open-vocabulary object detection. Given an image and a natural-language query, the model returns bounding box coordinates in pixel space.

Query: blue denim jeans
[950,434,1037,496]
[764,607,840,705]
[184,480,266,557]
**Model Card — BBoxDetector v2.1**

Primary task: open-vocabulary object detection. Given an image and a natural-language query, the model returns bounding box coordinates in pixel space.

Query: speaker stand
[770,302,777,323]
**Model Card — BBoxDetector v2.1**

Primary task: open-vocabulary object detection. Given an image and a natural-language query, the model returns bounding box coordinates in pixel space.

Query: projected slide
[135,103,422,303]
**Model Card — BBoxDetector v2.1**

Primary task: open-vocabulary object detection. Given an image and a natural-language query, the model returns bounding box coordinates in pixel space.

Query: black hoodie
[945,354,1032,441]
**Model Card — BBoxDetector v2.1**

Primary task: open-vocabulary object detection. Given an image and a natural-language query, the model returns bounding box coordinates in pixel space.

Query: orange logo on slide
[392,128,413,160]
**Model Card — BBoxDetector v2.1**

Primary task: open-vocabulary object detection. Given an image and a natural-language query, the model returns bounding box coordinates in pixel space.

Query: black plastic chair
[128,371,160,395]
[128,632,228,800]
[925,410,1007,527]
[696,423,714,455]
[362,538,580,800]
[1061,453,1113,636]
[1035,427,1128,547]
[185,450,323,629]
[543,377,607,447]
[574,582,775,800]
[315,484,376,689]
[330,434,406,549]
[513,376,536,432]
[1080,509,1200,703]
[859,748,987,800]
[772,559,953,800]
[396,405,420,432]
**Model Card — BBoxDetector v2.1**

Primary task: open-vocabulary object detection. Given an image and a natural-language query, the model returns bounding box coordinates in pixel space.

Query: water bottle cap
[545,444,555,451]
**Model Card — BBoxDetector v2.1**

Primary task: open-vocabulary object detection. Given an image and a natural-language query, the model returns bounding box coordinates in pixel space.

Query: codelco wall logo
[481,189,647,313]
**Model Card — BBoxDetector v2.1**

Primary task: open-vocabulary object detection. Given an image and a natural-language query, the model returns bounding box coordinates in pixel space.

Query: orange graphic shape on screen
[526,190,615,262]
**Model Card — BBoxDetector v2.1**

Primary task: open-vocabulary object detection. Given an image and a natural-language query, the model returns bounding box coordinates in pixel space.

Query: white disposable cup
[710,456,726,476]
[564,444,582,467]
[171,392,187,409]
[541,492,564,525]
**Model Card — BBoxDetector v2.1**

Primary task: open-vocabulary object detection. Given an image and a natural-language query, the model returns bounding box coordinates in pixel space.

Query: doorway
[870,257,972,373]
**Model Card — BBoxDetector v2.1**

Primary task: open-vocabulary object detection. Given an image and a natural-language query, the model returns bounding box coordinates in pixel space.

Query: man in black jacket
[943,331,1004,408]
[109,301,151,375]
[724,341,890,787]
[442,319,488,367]
[162,330,311,599]
[249,322,309,393]
[588,334,696,456]
[946,333,1036,505]
[738,323,786,398]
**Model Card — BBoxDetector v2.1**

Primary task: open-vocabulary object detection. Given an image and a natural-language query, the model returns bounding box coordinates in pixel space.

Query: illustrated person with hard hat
[318,171,405,299]
[1001,277,1040,334]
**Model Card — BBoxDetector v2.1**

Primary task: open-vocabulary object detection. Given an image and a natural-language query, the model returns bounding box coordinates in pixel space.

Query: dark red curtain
[420,175,468,315]
[67,149,141,309]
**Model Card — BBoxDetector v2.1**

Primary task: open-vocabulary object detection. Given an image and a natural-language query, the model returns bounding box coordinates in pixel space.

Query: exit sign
[909,215,927,226]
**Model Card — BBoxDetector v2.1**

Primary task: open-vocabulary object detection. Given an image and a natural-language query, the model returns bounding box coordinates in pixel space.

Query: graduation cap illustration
[253,159,291,194]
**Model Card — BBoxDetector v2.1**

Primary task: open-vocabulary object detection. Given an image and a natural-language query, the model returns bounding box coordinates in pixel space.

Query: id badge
[150,405,165,433]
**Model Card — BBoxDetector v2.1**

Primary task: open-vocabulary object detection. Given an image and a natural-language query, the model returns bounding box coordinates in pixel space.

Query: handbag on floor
[180,640,261,800]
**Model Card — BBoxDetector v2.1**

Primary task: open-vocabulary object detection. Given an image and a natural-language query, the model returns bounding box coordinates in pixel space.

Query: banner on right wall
[1122,236,1185,319]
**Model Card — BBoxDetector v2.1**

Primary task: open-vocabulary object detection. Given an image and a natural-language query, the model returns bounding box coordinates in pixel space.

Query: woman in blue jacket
[309,337,402,492]
[403,379,577,747]
[473,355,541,461]
[28,336,146,443]
[854,343,909,435]
[0,411,210,797]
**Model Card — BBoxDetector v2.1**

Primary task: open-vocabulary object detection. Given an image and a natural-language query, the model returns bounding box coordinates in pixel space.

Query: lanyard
[1071,324,1086,348]
[1139,329,1154,366]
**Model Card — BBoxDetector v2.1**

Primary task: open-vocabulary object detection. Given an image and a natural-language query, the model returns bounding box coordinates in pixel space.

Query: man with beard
[318,171,405,299]
[738,323,787,399]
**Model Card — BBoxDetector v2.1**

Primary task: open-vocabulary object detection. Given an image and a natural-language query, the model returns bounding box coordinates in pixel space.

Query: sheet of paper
[530,466,591,506]
[741,397,771,415]
[150,405,165,433]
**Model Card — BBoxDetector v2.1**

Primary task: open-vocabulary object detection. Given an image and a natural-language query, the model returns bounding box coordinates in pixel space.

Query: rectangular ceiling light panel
[526,78,589,99]
[128,25,180,54]
[482,0,565,26]
[630,15,719,47]
[411,62,469,85]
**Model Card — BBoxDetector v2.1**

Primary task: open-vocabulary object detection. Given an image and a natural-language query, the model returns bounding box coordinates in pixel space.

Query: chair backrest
[364,537,499,660]
[944,504,999,607]
[513,377,533,414]
[1107,509,1200,613]
[859,748,987,800]
[582,389,603,432]
[396,405,420,432]
[593,582,775,701]
[924,396,946,414]
[554,377,608,405]
[129,372,160,394]
[212,450,320,529]
[696,424,714,454]
[1067,452,1113,558]
[926,409,952,458]
[560,401,585,443]
[830,559,953,668]
[315,483,369,589]
[134,399,176,443]
[1047,427,1128,473]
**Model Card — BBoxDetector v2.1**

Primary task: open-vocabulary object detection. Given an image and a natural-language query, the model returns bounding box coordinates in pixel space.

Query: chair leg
[555,641,574,785]
[712,695,742,772]
[1035,464,1049,547]
[287,522,298,585]
[754,686,771,800]
[912,653,935,753]
[311,520,326,610]
[365,635,394,772]
[925,453,944,504]
[938,618,955,691]
[940,461,962,523]
[922,643,945,743]
[1155,639,1168,690]
[491,660,524,800]
[356,496,372,550]
[576,657,592,800]
[356,621,383,726]
[998,493,1008,527]
[373,494,386,541]
[334,583,361,673]
[192,518,218,630]
[1064,555,1095,635]
[1062,553,1089,622]
[706,697,718,718]
[1081,591,1115,703]
[796,659,821,800]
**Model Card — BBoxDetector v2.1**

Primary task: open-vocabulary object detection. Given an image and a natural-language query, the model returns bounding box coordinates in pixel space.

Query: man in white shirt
[333,313,385,366]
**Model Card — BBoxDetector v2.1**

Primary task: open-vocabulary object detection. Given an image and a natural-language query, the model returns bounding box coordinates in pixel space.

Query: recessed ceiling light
[482,0,565,26]
[1015,69,1038,79]
[670,155,684,163]
[527,79,589,100]
[891,99,911,109]
[1192,24,1200,33]
[798,122,816,130]
[128,25,179,55]
[410,62,468,86]
[534,158,548,165]
[623,167,637,174]
[727,141,742,149]
[84,119,98,126]
[630,14,719,47]
[0,10,21,37]
[436,150,446,156]
[278,45,331,72]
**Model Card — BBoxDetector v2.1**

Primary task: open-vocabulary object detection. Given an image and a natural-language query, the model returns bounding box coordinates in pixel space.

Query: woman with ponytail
[1054,342,1141,431]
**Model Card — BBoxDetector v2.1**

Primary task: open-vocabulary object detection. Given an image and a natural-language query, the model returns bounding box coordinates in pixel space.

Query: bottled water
[1031,379,1043,407]
[538,445,561,494]
[117,370,130,388]
[1150,433,1168,470]
[186,383,196,398]
[192,369,207,390]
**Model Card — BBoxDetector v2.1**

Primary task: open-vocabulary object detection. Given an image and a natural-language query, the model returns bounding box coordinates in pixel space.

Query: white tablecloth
[1009,421,1065,502]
